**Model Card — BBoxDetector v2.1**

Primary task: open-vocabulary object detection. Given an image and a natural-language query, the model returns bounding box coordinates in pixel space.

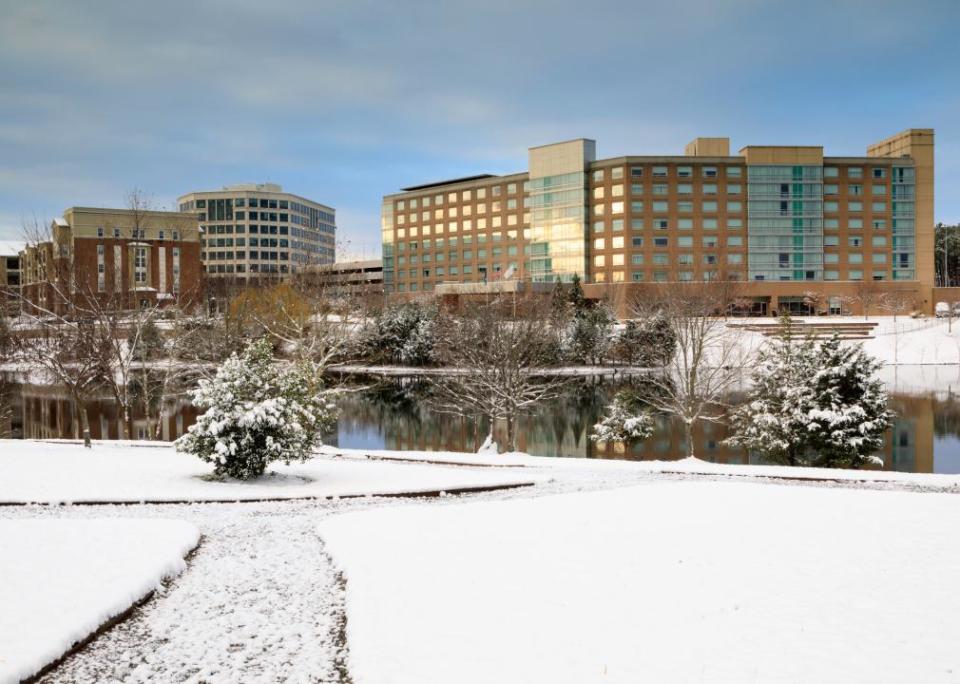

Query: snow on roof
[53,217,68,227]
[0,240,25,257]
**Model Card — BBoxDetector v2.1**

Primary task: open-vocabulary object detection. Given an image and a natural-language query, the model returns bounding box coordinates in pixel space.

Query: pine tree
[568,273,587,318]
[725,313,819,465]
[805,334,892,468]
[726,315,892,468]
[590,390,655,444]
[175,338,336,479]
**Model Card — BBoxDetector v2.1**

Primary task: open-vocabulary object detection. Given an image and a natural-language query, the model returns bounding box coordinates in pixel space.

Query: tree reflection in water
[3,373,960,474]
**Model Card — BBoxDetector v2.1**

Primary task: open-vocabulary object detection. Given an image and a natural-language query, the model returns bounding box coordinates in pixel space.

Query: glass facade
[891,164,916,280]
[747,165,823,281]
[527,171,588,281]
[381,198,395,292]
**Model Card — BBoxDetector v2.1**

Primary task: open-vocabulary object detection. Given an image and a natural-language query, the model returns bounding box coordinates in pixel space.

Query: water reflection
[2,374,959,474]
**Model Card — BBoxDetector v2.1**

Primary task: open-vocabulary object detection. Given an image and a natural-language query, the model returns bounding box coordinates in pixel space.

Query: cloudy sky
[1,0,958,256]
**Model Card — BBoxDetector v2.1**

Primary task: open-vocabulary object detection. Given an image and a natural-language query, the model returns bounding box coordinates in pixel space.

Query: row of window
[202,238,289,248]
[393,164,911,212]
[206,264,291,274]
[594,183,743,199]
[185,198,334,224]
[395,183,520,210]
[95,227,180,240]
[202,251,289,261]
[592,166,740,181]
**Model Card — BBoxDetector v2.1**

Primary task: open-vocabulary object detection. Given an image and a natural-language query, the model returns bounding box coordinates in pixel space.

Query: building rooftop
[401,174,496,192]
[0,240,25,257]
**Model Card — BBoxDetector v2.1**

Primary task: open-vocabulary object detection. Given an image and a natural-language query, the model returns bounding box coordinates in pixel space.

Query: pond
[2,371,960,474]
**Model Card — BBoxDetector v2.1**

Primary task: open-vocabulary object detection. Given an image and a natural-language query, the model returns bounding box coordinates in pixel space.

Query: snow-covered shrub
[590,391,655,444]
[175,338,336,480]
[565,306,614,365]
[611,314,677,366]
[727,315,892,468]
[359,302,437,365]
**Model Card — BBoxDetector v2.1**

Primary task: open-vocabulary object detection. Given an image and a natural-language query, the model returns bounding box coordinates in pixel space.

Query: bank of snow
[0,518,199,683]
[322,445,960,489]
[320,481,960,684]
[0,441,543,505]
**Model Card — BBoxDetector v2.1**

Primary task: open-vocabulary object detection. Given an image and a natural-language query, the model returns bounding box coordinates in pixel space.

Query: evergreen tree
[175,338,336,479]
[568,273,587,318]
[133,317,165,362]
[726,314,892,468]
[550,277,568,320]
[360,302,437,365]
[612,313,677,366]
[590,390,655,444]
[726,313,819,465]
[566,305,613,365]
[805,334,892,468]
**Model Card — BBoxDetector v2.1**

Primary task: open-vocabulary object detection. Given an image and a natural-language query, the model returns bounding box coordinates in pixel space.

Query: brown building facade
[381,130,933,315]
[20,207,202,315]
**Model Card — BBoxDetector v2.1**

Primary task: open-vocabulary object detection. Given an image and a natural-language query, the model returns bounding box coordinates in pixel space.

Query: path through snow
[2,460,956,682]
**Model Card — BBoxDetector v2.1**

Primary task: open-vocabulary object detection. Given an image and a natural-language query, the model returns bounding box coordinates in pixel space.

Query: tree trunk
[79,404,92,448]
[506,413,516,452]
[684,421,694,459]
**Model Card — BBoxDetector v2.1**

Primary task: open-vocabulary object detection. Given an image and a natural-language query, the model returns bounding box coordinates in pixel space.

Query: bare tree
[851,279,883,320]
[16,317,107,447]
[428,302,567,452]
[631,280,752,459]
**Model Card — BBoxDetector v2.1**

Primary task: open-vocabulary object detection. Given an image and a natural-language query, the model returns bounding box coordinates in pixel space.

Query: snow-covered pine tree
[175,337,336,480]
[725,313,819,465]
[726,315,892,468]
[590,390,655,444]
[805,334,892,468]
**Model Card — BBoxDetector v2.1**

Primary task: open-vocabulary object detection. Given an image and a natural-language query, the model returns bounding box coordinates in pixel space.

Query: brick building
[381,130,934,315]
[19,207,202,316]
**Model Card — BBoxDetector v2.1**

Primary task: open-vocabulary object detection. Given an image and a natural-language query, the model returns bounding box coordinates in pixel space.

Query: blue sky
[1,0,958,256]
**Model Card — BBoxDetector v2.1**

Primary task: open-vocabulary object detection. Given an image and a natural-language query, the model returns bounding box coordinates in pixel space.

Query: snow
[733,315,960,365]
[321,445,960,488]
[0,240,23,257]
[319,481,960,684]
[0,518,199,683]
[0,440,544,504]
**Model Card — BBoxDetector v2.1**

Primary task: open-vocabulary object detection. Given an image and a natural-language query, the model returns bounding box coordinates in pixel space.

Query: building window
[134,247,148,284]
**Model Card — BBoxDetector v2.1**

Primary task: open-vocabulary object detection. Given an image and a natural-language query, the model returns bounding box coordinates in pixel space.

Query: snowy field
[319,481,960,684]
[0,518,199,683]
[2,440,960,682]
[0,440,543,504]
[322,445,960,490]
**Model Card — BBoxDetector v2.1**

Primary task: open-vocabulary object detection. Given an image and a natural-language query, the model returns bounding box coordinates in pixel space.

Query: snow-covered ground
[319,481,960,684]
[2,440,959,682]
[0,440,543,504]
[0,518,199,683]
[733,315,960,366]
[322,445,960,489]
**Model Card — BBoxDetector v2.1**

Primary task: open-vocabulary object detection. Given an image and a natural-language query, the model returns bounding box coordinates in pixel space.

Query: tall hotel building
[381,130,933,314]
[178,183,336,279]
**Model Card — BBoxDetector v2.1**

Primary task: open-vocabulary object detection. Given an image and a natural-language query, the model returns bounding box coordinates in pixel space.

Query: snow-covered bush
[565,306,614,365]
[359,302,437,365]
[175,338,336,480]
[611,314,677,366]
[590,391,655,444]
[727,315,892,468]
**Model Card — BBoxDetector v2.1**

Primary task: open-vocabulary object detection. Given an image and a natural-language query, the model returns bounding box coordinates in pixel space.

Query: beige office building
[179,183,336,280]
[381,130,934,315]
